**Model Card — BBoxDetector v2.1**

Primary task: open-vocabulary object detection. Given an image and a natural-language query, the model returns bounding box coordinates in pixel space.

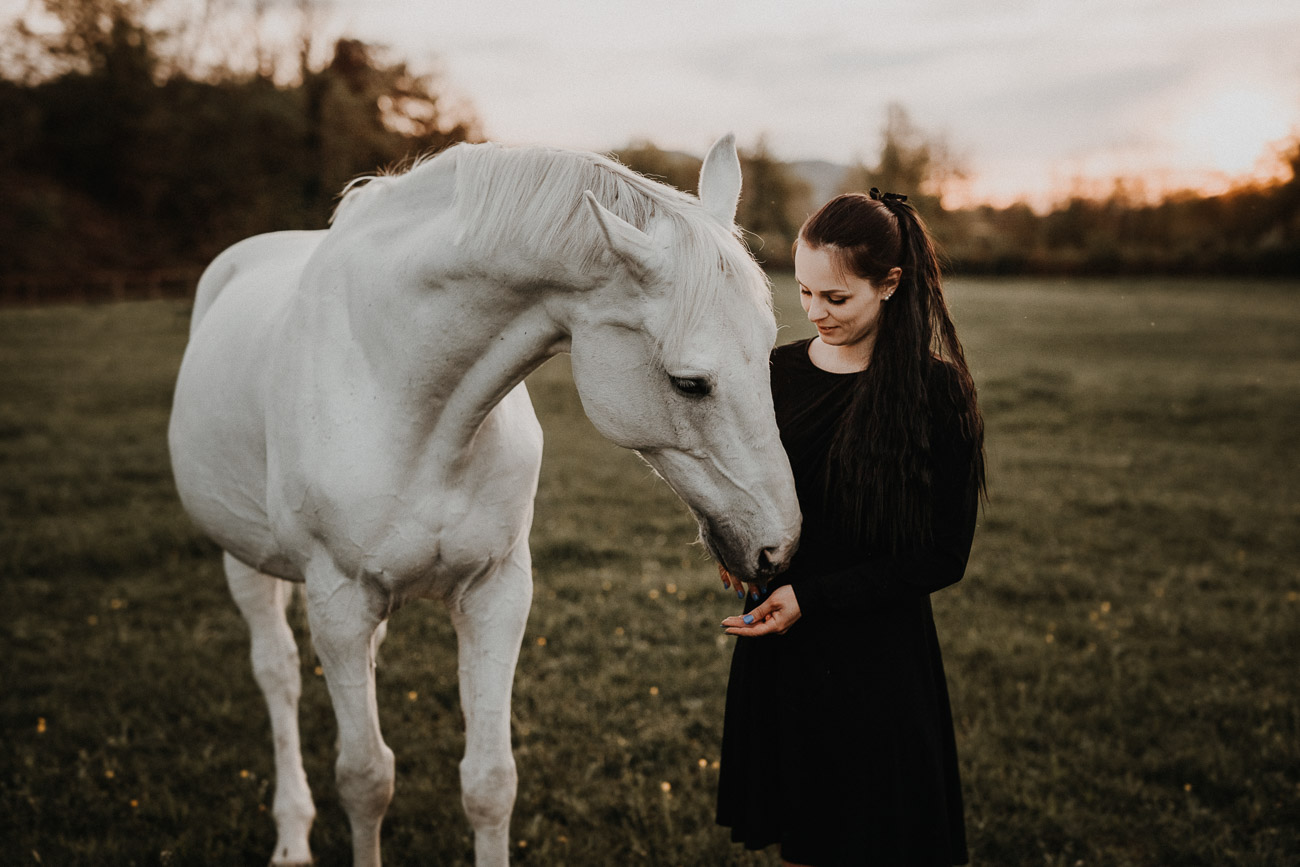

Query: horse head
[567,135,800,583]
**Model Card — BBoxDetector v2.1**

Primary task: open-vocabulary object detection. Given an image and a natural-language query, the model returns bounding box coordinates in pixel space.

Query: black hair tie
[869,187,908,203]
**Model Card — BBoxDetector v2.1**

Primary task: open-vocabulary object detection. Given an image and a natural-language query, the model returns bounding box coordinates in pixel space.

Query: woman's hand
[721,584,802,637]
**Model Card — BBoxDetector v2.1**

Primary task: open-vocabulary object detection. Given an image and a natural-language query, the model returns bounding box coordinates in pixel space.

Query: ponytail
[798,193,985,553]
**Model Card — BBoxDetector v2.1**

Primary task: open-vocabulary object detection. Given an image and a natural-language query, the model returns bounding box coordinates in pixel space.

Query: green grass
[2,277,1298,865]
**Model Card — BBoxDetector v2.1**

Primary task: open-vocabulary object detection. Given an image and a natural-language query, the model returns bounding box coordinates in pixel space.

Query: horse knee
[336,744,395,818]
[460,754,516,830]
[250,637,300,701]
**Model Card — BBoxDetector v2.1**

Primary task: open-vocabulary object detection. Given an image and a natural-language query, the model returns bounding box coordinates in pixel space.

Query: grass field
[2,276,1298,866]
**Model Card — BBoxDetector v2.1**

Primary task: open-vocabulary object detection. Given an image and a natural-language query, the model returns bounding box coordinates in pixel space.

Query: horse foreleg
[450,545,533,867]
[224,552,315,867]
[305,565,394,867]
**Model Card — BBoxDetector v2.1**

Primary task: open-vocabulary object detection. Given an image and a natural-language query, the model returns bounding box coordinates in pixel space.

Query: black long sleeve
[790,388,980,616]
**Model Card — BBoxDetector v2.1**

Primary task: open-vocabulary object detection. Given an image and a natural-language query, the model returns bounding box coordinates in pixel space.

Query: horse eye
[670,376,712,397]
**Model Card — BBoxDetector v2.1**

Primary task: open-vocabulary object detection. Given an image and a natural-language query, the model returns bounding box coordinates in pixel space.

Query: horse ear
[583,190,659,279]
[698,133,741,227]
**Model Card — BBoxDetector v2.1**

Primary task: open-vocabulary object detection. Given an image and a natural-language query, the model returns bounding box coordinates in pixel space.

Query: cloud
[292,0,1300,199]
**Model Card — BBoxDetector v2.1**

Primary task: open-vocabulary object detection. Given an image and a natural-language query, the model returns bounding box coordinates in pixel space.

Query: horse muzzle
[701,515,799,587]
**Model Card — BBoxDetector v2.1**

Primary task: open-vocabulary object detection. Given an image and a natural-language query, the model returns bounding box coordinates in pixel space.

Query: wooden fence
[0,268,204,306]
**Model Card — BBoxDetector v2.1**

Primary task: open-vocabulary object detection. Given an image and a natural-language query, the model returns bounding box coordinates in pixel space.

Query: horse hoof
[270,852,313,867]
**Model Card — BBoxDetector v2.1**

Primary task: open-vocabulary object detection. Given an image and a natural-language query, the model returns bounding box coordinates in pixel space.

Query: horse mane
[334,142,772,361]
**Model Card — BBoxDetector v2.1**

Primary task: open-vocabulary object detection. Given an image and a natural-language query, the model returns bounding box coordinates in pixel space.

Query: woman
[716,189,985,866]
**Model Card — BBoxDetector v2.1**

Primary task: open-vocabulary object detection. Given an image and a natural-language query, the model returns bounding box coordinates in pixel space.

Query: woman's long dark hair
[798,192,985,553]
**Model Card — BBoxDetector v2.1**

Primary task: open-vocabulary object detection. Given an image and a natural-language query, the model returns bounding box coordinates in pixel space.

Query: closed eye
[800,285,847,305]
[670,375,712,397]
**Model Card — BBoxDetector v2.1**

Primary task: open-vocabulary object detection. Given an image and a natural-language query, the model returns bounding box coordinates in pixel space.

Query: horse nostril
[757,546,778,573]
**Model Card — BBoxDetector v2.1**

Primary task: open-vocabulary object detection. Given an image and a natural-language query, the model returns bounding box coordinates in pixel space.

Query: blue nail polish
[737,589,744,599]
[750,590,759,600]
[743,614,754,625]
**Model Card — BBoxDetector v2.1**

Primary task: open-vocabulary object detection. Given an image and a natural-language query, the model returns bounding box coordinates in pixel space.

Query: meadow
[2,275,1298,866]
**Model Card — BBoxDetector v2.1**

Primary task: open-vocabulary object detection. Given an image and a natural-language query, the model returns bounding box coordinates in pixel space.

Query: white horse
[168,135,800,866]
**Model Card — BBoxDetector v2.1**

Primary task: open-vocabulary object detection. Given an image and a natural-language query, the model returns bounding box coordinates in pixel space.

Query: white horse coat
[169,136,799,866]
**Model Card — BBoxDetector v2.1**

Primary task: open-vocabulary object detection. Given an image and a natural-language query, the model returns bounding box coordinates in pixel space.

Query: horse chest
[365,482,530,601]
[274,385,544,602]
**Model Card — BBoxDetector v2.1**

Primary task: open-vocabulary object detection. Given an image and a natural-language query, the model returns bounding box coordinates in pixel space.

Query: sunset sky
[327,0,1300,207]
[8,0,1300,207]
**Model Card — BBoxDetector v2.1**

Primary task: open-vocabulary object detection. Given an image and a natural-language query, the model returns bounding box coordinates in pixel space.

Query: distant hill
[609,145,850,208]
[789,159,851,206]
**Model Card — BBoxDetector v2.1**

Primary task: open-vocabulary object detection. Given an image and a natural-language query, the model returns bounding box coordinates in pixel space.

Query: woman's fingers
[718,563,749,600]
[721,595,779,636]
[721,586,802,637]
[722,612,781,637]
[718,564,770,602]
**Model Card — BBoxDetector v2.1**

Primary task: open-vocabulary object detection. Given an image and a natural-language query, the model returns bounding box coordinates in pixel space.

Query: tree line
[0,0,477,290]
[2,0,1297,303]
[937,156,1300,277]
[617,104,1300,277]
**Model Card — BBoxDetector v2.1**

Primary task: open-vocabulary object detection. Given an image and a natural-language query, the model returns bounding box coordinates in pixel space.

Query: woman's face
[794,243,898,349]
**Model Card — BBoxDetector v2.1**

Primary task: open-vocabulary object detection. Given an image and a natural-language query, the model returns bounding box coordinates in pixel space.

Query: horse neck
[421,290,567,458]
[309,222,578,479]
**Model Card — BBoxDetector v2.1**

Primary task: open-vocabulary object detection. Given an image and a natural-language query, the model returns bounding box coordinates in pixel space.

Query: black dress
[716,339,980,867]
